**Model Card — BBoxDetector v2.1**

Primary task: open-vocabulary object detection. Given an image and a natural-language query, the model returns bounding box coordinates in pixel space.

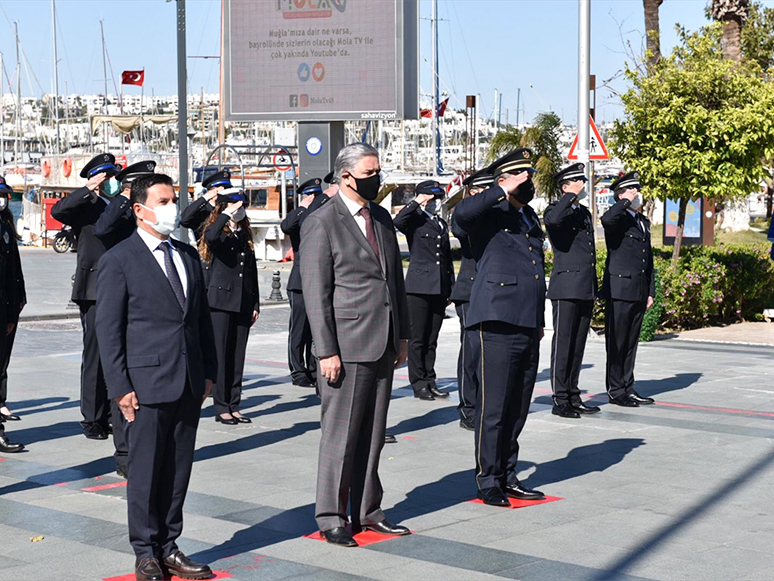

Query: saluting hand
[415,193,435,206]
[320,354,342,384]
[204,190,219,204]
[499,171,530,196]
[116,391,140,422]
[86,172,107,193]
[395,340,408,368]
[299,195,314,208]
[225,200,243,217]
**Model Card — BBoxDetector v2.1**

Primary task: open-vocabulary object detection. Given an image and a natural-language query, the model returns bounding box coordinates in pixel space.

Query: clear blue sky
[1,0,772,124]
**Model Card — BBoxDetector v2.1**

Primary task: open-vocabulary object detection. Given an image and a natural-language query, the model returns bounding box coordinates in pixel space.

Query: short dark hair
[131,174,174,206]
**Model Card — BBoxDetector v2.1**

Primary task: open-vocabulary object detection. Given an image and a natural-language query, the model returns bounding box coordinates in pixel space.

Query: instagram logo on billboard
[300,94,309,107]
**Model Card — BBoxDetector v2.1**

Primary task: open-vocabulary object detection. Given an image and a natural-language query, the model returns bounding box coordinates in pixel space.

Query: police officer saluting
[181,169,232,238]
[454,149,546,507]
[393,180,455,401]
[451,169,493,429]
[544,163,601,418]
[280,177,332,387]
[601,171,656,407]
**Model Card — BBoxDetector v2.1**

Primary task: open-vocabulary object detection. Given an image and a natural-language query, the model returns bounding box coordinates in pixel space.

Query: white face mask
[231,207,247,223]
[576,187,588,201]
[0,197,7,211]
[140,203,180,236]
[630,193,643,210]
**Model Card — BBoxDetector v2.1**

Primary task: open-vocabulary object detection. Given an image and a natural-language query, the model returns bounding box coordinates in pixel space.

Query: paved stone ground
[4,247,774,580]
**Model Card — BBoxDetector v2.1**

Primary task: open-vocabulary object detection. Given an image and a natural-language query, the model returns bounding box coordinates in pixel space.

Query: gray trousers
[315,346,395,531]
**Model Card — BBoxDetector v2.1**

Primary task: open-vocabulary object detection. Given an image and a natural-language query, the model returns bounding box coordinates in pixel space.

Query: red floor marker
[469,495,563,509]
[82,481,128,492]
[104,570,233,581]
[0,457,6,462]
[304,529,411,547]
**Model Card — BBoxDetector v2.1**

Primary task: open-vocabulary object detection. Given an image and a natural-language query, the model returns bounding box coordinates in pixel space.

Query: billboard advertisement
[223,0,419,121]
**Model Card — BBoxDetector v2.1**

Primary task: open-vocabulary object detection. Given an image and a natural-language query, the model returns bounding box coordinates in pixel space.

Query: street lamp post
[577,0,591,184]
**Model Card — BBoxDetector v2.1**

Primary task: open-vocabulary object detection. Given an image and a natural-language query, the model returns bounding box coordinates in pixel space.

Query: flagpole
[140,68,145,149]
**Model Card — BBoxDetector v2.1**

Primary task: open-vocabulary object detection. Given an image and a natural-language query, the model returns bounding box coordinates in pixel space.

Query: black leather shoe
[459,418,475,431]
[629,392,655,405]
[162,550,212,580]
[572,402,601,414]
[135,557,164,581]
[428,385,450,398]
[363,519,411,536]
[84,423,108,440]
[0,435,24,453]
[0,412,20,421]
[414,387,435,401]
[215,415,238,425]
[552,403,581,418]
[477,487,511,507]
[321,526,357,547]
[293,377,316,388]
[384,433,397,444]
[504,482,545,501]
[609,394,639,407]
[233,414,252,424]
[116,465,128,479]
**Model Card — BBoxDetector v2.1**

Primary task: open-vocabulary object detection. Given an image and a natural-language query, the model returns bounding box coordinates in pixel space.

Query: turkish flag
[121,70,144,86]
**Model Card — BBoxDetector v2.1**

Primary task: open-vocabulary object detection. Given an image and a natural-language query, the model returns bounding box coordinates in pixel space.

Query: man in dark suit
[300,143,411,547]
[393,180,454,401]
[544,163,601,418]
[451,169,492,430]
[280,177,331,388]
[52,153,122,442]
[96,173,217,581]
[453,149,547,507]
[601,171,656,408]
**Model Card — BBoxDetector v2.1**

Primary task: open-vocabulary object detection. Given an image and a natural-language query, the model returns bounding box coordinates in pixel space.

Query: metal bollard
[268,270,284,301]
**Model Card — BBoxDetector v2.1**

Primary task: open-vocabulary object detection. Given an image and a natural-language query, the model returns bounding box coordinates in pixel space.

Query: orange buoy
[62,157,73,178]
[42,159,52,178]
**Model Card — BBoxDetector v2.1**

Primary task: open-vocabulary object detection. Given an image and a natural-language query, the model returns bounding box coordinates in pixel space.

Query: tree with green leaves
[611,23,774,262]
[486,112,563,200]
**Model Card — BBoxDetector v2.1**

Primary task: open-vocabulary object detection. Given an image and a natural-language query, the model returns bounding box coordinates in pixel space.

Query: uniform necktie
[357,206,380,258]
[158,240,186,309]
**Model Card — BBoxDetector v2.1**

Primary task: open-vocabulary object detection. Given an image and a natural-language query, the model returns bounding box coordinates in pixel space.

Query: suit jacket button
[384,302,389,307]
[239,273,243,278]
[525,233,530,238]
[182,349,187,355]
[500,283,504,287]
[437,235,441,239]
[532,260,536,265]
[529,247,533,252]
[436,261,440,265]
[535,274,539,280]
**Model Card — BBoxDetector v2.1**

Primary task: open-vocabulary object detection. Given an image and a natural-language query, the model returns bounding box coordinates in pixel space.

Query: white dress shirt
[137,227,188,297]
[340,192,368,237]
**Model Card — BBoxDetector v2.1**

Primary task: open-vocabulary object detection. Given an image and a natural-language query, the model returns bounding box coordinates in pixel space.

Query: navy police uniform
[203,189,260,420]
[280,178,330,387]
[51,154,121,442]
[450,169,493,426]
[393,180,455,400]
[181,169,232,238]
[543,163,599,418]
[600,172,656,406]
[94,161,156,249]
[453,149,546,504]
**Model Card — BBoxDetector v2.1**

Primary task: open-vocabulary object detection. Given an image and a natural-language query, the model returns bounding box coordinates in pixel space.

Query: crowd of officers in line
[0,147,656,509]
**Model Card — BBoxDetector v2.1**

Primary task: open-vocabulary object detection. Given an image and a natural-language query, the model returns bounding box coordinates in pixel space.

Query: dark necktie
[158,240,186,309]
[357,206,380,258]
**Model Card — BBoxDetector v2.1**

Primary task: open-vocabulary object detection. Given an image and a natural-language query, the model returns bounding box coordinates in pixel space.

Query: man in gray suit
[300,143,411,547]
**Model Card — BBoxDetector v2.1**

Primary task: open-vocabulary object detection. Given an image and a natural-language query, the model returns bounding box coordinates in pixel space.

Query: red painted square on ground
[82,481,128,492]
[104,570,232,581]
[469,495,563,509]
[304,529,410,547]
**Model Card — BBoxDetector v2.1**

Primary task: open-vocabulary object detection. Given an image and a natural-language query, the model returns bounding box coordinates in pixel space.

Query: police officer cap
[611,171,641,193]
[489,148,537,178]
[553,163,587,185]
[80,153,120,179]
[215,187,247,205]
[0,176,13,195]
[116,160,156,185]
[323,171,335,184]
[463,168,494,189]
[298,178,323,196]
[202,169,232,190]
[415,180,444,198]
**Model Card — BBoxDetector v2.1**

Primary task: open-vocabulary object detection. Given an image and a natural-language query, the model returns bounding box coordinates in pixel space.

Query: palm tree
[710,0,750,62]
[643,0,664,67]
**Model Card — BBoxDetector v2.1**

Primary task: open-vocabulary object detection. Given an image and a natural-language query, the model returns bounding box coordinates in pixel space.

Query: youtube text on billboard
[223,0,418,121]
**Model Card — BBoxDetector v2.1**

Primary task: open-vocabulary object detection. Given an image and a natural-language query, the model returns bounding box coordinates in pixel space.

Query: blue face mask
[102,178,121,198]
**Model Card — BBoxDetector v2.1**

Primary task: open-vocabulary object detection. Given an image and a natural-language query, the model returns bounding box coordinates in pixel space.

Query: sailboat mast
[14,21,21,168]
[431,0,439,176]
[1,52,4,169]
[52,0,60,154]
[100,20,108,150]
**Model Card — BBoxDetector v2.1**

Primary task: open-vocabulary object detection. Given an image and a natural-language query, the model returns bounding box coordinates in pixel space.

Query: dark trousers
[455,302,478,422]
[315,345,395,531]
[126,385,200,559]
[0,318,17,407]
[79,301,109,426]
[550,299,593,405]
[471,321,539,491]
[605,299,646,399]
[407,293,446,394]
[211,308,251,415]
[287,290,315,383]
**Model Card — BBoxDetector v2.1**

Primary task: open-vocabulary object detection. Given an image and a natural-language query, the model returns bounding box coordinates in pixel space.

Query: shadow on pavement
[388,405,459,436]
[194,421,319,463]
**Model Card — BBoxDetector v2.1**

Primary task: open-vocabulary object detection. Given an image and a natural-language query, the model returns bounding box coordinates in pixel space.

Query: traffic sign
[273,149,292,171]
[567,115,609,161]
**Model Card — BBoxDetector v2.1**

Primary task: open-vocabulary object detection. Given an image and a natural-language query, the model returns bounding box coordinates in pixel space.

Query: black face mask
[515,179,535,205]
[351,174,381,201]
